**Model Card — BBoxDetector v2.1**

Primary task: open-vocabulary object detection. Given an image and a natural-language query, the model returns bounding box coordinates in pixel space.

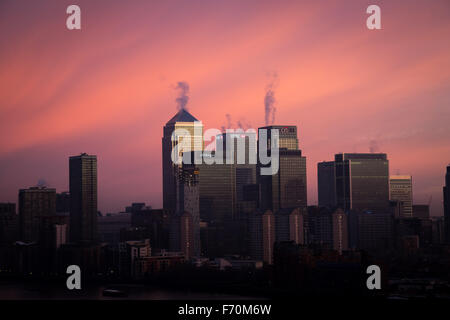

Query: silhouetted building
[132,251,185,278]
[118,239,151,278]
[307,206,348,254]
[248,209,275,264]
[349,209,394,252]
[175,163,200,257]
[40,214,69,248]
[335,153,389,211]
[69,153,98,243]
[19,187,56,242]
[273,241,312,290]
[179,212,195,259]
[130,208,170,252]
[0,203,16,215]
[275,207,305,245]
[318,161,336,208]
[390,175,413,217]
[98,213,131,245]
[444,165,450,243]
[259,126,307,212]
[412,204,430,220]
[432,216,445,244]
[395,217,432,249]
[126,202,147,213]
[0,203,18,245]
[56,192,70,213]
[59,243,103,277]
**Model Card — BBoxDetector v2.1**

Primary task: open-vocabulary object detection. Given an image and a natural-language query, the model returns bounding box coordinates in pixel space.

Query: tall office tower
[162,109,203,213]
[69,153,98,243]
[412,204,430,219]
[444,165,450,244]
[317,161,336,208]
[335,153,389,212]
[199,132,257,221]
[307,206,348,254]
[275,207,305,245]
[248,209,275,264]
[258,125,307,212]
[390,175,413,217]
[258,125,298,150]
[0,203,18,244]
[175,163,200,257]
[193,132,257,257]
[180,212,194,259]
[18,187,56,242]
[221,131,258,215]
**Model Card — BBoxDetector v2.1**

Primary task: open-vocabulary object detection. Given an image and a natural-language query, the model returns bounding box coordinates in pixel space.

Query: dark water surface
[0,281,260,300]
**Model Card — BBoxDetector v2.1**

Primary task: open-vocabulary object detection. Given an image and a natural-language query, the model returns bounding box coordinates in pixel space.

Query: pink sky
[0,0,449,215]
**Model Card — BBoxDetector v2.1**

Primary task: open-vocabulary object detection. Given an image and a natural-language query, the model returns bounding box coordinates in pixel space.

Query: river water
[0,282,259,300]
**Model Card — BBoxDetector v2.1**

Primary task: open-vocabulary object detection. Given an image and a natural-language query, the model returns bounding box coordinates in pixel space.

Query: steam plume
[369,140,379,153]
[264,72,278,125]
[175,81,189,110]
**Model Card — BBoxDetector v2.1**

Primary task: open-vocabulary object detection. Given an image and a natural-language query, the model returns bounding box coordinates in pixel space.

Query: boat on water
[102,287,128,297]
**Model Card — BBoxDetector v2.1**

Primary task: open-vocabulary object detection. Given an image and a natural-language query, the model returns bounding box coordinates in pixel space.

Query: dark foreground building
[69,153,98,243]
[444,165,450,243]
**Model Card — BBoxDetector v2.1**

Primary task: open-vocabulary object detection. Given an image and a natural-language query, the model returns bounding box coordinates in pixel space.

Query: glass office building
[335,153,389,211]
[390,175,413,217]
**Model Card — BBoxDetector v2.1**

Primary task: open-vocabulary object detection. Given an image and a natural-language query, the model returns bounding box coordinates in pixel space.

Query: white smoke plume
[264,72,278,125]
[175,81,189,110]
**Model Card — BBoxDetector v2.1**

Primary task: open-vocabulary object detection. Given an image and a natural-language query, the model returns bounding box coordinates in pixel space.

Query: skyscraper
[19,187,56,242]
[390,175,413,217]
[259,125,307,212]
[258,125,298,150]
[317,161,336,208]
[198,132,257,223]
[69,153,98,243]
[197,132,257,256]
[335,153,389,211]
[444,165,450,244]
[175,163,200,257]
[162,109,203,213]
[248,209,275,264]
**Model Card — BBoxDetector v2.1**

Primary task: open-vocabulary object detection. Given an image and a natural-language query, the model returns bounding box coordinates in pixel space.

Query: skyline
[1,0,450,215]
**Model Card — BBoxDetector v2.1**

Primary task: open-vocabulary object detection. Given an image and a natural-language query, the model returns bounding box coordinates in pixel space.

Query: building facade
[317,161,336,208]
[390,175,413,217]
[259,125,307,212]
[162,109,203,213]
[335,153,389,212]
[444,165,450,244]
[19,187,56,243]
[69,153,98,243]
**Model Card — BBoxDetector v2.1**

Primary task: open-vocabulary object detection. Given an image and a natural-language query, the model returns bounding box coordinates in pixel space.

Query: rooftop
[166,108,199,124]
